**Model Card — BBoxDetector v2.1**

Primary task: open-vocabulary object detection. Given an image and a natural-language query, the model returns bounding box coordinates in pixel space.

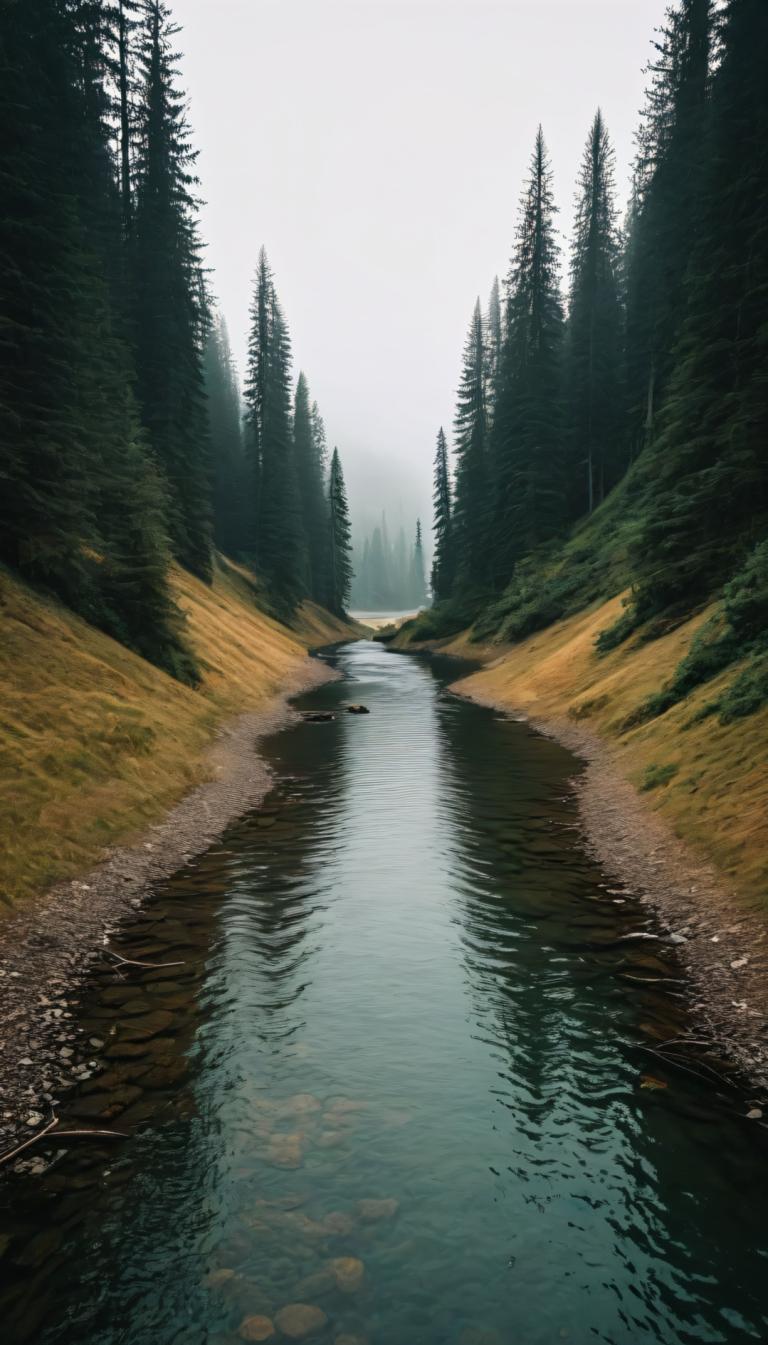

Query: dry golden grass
[449,596,768,905]
[0,561,354,906]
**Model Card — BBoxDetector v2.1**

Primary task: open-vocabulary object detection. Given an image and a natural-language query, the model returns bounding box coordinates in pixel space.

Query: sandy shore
[452,673,768,1101]
[0,656,337,1150]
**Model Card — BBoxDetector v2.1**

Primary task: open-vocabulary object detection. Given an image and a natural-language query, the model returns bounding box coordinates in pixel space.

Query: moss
[641,762,680,792]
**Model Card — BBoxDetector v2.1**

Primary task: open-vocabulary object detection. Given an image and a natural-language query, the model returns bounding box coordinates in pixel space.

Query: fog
[173,0,670,535]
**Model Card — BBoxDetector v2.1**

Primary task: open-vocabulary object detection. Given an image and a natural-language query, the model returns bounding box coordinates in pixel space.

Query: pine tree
[326,449,353,615]
[632,0,768,615]
[452,300,490,590]
[565,110,624,516]
[431,427,455,600]
[624,0,713,455]
[491,127,565,584]
[410,520,428,608]
[486,275,503,417]
[205,311,247,557]
[244,249,304,610]
[293,373,330,602]
[131,0,212,582]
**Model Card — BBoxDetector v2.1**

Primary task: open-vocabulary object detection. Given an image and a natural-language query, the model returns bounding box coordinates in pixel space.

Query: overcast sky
[173,0,669,538]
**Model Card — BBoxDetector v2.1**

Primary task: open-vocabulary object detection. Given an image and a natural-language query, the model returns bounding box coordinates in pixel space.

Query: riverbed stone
[274,1304,328,1339]
[328,1257,364,1294]
[356,1199,398,1223]
[294,1268,336,1300]
[239,1315,276,1341]
[322,1211,355,1236]
[204,1268,237,1289]
[118,1009,175,1042]
[267,1133,305,1169]
[316,1131,345,1149]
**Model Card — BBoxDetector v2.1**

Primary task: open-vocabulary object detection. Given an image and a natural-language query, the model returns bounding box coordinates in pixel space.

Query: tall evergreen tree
[632,0,768,615]
[293,373,330,602]
[624,0,713,454]
[325,448,353,616]
[244,249,304,610]
[131,0,212,582]
[491,127,565,584]
[486,275,503,415]
[205,311,246,557]
[410,520,428,608]
[452,299,490,589]
[565,110,623,515]
[431,427,455,600]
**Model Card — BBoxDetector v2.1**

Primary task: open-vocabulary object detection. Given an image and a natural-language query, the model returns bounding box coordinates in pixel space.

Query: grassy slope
[404,595,768,905]
[0,560,356,905]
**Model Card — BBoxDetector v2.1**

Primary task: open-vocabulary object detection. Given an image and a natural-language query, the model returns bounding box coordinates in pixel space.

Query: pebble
[274,1304,328,1339]
[329,1256,365,1294]
[239,1315,276,1341]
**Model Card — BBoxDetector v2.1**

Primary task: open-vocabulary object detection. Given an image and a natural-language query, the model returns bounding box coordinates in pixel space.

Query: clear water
[1,641,767,1345]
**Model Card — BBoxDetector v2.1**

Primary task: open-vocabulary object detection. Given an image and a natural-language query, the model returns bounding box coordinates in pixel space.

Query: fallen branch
[0,1114,128,1170]
[0,1116,59,1168]
[103,949,185,970]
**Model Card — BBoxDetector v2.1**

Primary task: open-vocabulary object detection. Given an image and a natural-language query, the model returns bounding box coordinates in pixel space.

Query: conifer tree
[326,448,353,615]
[452,300,490,589]
[244,251,304,610]
[486,276,503,416]
[205,311,246,557]
[565,110,623,515]
[632,0,768,615]
[410,520,428,608]
[492,127,565,584]
[293,373,330,602]
[131,0,212,582]
[431,427,455,600]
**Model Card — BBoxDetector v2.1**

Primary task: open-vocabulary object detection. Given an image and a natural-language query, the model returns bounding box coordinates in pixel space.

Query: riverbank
[395,597,768,1090]
[0,560,359,1143]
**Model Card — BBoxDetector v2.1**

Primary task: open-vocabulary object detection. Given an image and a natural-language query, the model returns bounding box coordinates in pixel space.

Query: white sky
[172,0,669,537]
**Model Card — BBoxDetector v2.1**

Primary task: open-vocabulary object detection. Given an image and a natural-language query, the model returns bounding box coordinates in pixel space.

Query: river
[1,641,767,1344]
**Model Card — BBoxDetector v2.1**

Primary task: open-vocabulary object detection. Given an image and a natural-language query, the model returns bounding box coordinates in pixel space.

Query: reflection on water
[1,642,767,1345]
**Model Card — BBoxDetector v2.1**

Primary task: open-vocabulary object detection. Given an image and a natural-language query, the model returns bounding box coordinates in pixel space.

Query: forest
[350,519,427,612]
[0,0,354,687]
[424,0,768,727]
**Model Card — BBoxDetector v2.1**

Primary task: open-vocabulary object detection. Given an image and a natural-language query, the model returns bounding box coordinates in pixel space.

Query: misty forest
[1,2,768,1344]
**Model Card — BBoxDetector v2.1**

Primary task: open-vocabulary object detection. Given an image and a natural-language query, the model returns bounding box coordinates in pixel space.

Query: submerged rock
[328,1256,365,1294]
[274,1304,328,1339]
[266,1133,305,1169]
[239,1315,276,1341]
[346,705,370,715]
[356,1198,398,1223]
[322,1211,355,1235]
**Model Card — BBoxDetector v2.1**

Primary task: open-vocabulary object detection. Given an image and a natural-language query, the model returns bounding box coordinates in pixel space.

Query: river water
[1,641,767,1344]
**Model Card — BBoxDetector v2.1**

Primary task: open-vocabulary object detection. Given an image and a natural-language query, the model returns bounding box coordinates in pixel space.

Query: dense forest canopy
[427,0,768,723]
[0,0,354,685]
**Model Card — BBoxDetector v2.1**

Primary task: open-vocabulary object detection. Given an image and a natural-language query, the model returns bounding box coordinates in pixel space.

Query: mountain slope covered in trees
[418,0,767,733]
[0,0,355,685]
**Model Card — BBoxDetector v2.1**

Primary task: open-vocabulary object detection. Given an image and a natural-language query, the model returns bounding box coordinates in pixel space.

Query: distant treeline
[431,0,768,683]
[351,519,427,612]
[0,0,353,686]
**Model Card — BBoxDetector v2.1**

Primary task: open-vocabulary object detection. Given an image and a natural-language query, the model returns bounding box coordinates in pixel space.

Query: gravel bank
[0,656,337,1151]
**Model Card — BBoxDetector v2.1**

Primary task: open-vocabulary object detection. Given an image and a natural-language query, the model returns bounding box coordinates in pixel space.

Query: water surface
[1,641,767,1344]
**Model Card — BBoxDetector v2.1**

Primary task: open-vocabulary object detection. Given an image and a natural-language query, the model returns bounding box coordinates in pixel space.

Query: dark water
[1,642,767,1345]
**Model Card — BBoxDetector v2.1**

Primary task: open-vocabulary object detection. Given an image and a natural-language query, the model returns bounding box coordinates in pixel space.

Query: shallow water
[1,641,767,1345]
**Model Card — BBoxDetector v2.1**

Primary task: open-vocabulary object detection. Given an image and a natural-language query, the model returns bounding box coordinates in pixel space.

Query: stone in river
[274,1304,328,1339]
[335,1337,369,1345]
[316,1131,345,1149]
[118,1009,175,1042]
[356,1199,398,1223]
[322,1211,355,1235]
[329,1257,365,1294]
[204,1268,237,1290]
[239,1315,276,1342]
[267,1133,304,1169]
[294,1269,336,1300]
[279,1094,322,1117]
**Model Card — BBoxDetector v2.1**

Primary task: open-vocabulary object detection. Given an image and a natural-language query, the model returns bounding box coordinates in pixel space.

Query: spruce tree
[293,373,330,602]
[486,275,503,417]
[205,311,247,557]
[565,110,623,515]
[410,520,428,608]
[491,127,565,585]
[431,427,455,600]
[244,249,305,610]
[632,0,768,615]
[452,300,490,590]
[326,449,353,616]
[131,0,212,582]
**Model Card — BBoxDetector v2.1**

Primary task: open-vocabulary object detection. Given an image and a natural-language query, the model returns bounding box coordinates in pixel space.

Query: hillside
[0,559,357,907]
